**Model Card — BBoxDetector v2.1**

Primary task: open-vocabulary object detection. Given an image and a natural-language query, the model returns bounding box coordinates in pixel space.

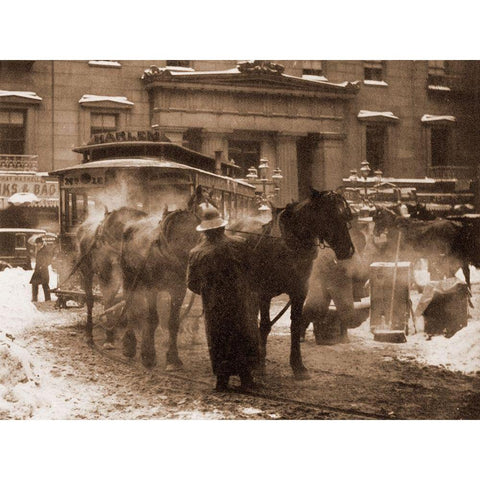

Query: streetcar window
[15,234,26,249]
[66,192,89,228]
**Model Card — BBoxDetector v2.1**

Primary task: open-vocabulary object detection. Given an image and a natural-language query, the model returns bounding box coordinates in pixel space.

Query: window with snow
[90,113,118,137]
[428,60,448,87]
[366,124,387,173]
[364,61,384,81]
[0,110,26,154]
[302,60,323,77]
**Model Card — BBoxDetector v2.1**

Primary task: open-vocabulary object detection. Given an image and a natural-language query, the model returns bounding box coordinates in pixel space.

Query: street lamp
[246,158,282,211]
[359,160,372,207]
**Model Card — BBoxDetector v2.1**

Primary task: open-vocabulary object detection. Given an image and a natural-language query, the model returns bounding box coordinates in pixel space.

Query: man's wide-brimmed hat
[196,204,228,232]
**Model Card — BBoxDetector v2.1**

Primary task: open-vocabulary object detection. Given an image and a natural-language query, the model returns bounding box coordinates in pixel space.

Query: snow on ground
[0,267,86,419]
[274,266,480,375]
[1,265,480,418]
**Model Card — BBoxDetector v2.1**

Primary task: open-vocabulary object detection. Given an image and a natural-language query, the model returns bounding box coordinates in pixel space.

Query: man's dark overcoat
[187,233,259,377]
[30,245,52,285]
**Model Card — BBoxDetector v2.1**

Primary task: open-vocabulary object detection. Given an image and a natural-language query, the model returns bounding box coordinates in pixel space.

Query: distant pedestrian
[187,204,259,392]
[30,237,52,302]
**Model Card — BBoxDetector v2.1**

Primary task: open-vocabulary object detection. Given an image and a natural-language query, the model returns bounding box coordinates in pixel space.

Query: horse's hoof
[122,334,136,358]
[86,337,94,347]
[141,353,157,369]
[293,369,310,381]
[165,362,184,372]
[102,342,115,350]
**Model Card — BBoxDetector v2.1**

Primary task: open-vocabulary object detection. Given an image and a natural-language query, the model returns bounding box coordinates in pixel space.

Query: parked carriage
[49,132,257,304]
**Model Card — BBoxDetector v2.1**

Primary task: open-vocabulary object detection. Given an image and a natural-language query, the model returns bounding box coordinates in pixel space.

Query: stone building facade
[1,59,478,208]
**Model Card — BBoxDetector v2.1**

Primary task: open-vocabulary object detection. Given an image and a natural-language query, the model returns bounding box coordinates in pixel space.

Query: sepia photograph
[1,2,479,479]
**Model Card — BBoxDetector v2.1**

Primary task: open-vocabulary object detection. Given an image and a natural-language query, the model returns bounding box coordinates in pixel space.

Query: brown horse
[119,189,207,369]
[229,188,355,379]
[76,207,148,345]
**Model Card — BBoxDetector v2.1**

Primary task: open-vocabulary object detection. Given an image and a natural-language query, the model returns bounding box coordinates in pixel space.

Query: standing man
[187,204,259,392]
[30,236,52,302]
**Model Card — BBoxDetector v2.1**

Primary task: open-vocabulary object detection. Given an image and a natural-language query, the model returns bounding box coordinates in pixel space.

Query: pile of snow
[405,321,480,374]
[0,267,60,418]
[0,268,43,335]
[0,332,47,419]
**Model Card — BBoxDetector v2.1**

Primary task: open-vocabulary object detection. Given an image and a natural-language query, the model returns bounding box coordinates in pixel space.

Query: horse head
[280,188,355,260]
[160,208,201,261]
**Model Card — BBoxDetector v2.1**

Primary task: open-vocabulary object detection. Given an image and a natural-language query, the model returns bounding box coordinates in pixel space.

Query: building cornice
[141,62,360,100]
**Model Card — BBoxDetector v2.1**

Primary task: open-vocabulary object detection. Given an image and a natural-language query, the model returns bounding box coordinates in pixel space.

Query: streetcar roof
[0,228,47,234]
[49,157,255,189]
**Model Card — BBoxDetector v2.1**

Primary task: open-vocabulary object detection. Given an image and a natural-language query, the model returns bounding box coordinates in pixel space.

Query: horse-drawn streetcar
[49,132,257,305]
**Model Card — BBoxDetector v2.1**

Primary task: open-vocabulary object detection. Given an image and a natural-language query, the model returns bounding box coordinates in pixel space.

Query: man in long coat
[30,237,52,302]
[187,204,259,392]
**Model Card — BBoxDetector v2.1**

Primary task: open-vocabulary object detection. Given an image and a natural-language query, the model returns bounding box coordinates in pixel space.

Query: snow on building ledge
[78,94,134,108]
[428,85,451,92]
[363,79,389,87]
[0,90,42,102]
[357,110,399,122]
[302,74,329,82]
[88,60,122,68]
[421,114,456,123]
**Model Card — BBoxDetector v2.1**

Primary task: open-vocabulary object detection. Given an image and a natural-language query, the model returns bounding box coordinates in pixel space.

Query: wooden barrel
[369,262,411,341]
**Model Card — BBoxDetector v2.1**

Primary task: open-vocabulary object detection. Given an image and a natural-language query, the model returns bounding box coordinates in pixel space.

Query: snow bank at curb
[0,332,49,419]
[0,268,60,418]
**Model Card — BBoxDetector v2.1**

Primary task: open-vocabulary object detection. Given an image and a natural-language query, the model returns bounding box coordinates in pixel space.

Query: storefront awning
[79,94,134,106]
[0,90,42,102]
[357,110,400,122]
[421,114,456,123]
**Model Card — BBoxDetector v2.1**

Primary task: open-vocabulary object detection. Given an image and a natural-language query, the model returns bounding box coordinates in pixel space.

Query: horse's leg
[101,270,122,348]
[165,287,186,371]
[82,271,94,346]
[122,287,137,359]
[257,298,271,377]
[140,289,159,369]
[290,295,309,379]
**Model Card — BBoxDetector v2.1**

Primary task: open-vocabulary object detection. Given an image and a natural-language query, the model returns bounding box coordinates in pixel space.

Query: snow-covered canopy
[78,94,134,106]
[0,90,42,102]
[7,192,40,206]
[357,110,400,121]
[421,114,456,123]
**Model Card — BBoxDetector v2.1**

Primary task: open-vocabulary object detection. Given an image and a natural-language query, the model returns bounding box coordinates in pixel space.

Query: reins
[227,227,331,249]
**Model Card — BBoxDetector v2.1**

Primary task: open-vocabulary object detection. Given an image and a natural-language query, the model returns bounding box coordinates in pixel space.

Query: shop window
[364,61,384,81]
[428,60,448,86]
[90,113,118,136]
[302,60,323,77]
[228,140,261,177]
[0,110,26,154]
[430,126,450,166]
[366,124,387,172]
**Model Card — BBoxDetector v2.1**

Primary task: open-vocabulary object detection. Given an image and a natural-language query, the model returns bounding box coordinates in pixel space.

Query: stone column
[310,136,326,191]
[276,134,299,206]
[201,130,229,159]
[321,134,347,191]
